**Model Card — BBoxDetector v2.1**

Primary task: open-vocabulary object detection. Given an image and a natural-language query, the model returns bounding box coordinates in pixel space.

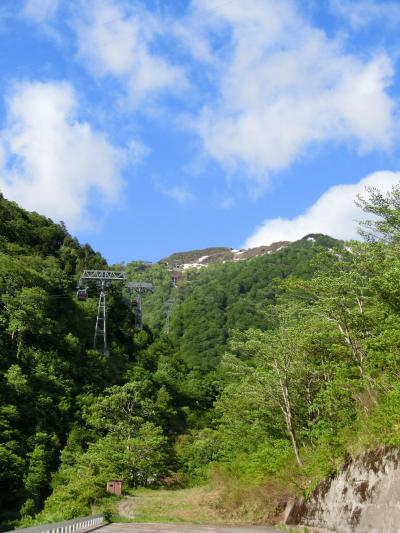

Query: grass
[111,476,292,526]
[114,487,230,524]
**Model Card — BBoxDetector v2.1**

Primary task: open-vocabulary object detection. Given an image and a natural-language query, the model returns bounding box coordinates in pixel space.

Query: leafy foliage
[4,183,400,527]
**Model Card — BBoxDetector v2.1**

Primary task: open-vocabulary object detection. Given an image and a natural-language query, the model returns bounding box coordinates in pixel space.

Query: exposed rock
[159,242,291,270]
[285,446,400,532]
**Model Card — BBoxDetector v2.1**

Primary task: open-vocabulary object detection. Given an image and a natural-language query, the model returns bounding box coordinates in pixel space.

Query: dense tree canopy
[2,185,400,528]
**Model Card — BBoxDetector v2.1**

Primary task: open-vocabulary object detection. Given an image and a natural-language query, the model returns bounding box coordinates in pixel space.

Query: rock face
[285,447,400,532]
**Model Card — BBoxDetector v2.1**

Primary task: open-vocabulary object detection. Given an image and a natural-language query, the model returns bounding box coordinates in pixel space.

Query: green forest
[2,184,400,529]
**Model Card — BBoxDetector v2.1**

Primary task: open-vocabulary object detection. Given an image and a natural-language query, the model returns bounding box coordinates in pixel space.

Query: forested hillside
[2,185,400,528]
[124,234,340,407]
[0,195,146,527]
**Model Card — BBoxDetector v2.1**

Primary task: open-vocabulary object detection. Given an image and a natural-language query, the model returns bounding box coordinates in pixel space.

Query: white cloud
[221,197,236,209]
[21,0,61,40]
[183,0,395,185]
[126,139,150,165]
[21,0,62,43]
[22,0,59,24]
[244,171,400,247]
[0,81,126,230]
[74,0,187,109]
[17,0,400,206]
[330,0,400,29]
[156,183,194,204]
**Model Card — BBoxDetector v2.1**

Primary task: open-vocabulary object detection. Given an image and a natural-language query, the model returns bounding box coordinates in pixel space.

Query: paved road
[100,523,281,533]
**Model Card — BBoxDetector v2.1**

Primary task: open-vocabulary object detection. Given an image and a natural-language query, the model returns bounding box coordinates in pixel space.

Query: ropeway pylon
[126,282,154,329]
[165,299,175,335]
[77,270,155,356]
[78,270,128,357]
[94,280,108,356]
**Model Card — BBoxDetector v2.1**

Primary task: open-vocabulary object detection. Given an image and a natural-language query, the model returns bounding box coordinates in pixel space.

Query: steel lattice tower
[78,270,128,357]
[78,271,155,355]
[126,282,154,329]
[165,299,175,335]
[94,280,108,355]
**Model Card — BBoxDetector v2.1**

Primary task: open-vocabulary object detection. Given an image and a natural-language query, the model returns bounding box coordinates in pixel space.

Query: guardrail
[5,514,105,533]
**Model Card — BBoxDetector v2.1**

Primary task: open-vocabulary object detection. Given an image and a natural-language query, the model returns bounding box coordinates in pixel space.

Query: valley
[1,186,400,532]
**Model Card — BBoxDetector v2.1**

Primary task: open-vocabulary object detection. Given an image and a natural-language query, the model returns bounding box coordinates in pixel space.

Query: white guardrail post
[5,514,105,533]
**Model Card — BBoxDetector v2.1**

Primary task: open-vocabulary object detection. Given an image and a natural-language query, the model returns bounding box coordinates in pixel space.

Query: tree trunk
[280,377,303,467]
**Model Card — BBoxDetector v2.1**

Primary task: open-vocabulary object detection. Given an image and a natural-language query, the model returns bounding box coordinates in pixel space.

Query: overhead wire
[1,293,75,301]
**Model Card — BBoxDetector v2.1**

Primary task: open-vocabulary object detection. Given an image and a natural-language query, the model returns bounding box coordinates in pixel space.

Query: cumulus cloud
[182,0,396,185]
[21,0,61,40]
[22,0,60,24]
[244,171,400,247]
[330,0,400,29]
[73,0,187,109]
[126,139,150,165]
[18,0,399,202]
[0,81,126,230]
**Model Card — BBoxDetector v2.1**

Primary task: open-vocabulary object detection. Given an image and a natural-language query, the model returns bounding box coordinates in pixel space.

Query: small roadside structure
[106,480,122,496]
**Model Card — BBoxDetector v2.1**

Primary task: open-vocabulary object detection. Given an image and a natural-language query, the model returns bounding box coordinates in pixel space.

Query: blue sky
[1,0,400,263]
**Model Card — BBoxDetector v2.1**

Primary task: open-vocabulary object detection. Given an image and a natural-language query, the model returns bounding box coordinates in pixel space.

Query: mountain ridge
[158,233,339,270]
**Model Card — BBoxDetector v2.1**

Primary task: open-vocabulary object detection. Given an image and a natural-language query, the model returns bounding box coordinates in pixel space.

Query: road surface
[100,523,281,533]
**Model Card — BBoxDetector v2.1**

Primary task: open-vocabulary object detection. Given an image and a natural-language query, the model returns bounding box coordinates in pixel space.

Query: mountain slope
[160,241,291,269]
[169,234,341,373]
[0,196,138,527]
[125,234,342,379]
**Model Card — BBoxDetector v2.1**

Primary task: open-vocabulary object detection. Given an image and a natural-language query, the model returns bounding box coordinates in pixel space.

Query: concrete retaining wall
[285,447,400,532]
